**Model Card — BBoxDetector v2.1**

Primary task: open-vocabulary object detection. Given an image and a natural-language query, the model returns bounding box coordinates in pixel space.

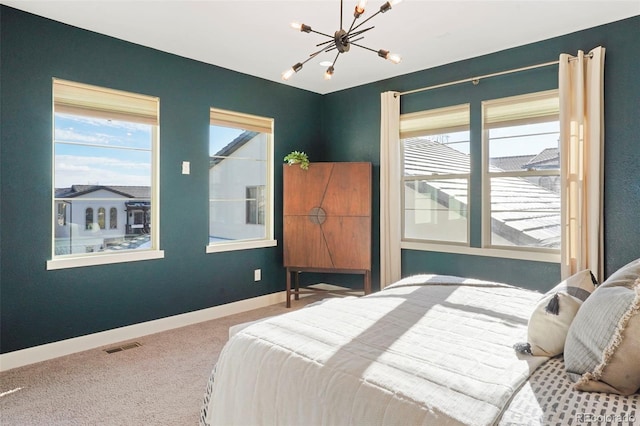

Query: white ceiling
[3,0,639,94]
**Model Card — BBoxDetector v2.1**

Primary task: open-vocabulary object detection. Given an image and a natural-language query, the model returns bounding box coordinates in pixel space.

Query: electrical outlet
[254,269,261,282]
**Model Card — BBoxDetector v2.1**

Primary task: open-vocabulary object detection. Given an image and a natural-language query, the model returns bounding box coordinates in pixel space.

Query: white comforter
[202,275,548,426]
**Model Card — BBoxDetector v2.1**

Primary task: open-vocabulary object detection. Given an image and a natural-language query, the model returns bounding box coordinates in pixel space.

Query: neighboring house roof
[489,148,559,171]
[55,185,150,199]
[490,155,536,172]
[403,137,560,248]
[524,147,559,169]
[209,130,259,168]
[404,139,471,176]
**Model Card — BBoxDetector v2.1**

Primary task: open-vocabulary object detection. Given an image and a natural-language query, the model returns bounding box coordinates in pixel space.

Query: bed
[201,262,640,425]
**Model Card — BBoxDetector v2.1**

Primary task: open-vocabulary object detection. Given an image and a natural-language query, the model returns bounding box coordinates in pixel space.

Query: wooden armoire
[283,162,372,307]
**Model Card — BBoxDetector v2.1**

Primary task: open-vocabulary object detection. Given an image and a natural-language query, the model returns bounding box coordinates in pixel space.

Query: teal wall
[0,6,324,353]
[1,5,639,354]
[322,15,640,292]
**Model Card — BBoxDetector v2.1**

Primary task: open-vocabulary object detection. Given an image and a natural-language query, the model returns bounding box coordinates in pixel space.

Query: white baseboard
[0,291,287,372]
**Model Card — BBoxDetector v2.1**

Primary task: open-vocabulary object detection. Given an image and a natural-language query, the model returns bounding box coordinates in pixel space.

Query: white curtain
[380,91,402,288]
[559,46,605,281]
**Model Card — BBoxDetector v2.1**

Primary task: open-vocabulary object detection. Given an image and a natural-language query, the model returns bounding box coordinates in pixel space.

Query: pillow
[514,269,597,357]
[599,258,640,289]
[564,260,640,396]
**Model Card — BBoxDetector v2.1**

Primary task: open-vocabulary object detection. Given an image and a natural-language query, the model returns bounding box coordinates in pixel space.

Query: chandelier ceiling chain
[282,0,403,81]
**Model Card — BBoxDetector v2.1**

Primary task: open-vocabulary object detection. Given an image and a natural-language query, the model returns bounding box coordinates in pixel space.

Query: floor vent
[104,342,142,354]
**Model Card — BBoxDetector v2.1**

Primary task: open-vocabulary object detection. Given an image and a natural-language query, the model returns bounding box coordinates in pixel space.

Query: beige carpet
[0,294,329,425]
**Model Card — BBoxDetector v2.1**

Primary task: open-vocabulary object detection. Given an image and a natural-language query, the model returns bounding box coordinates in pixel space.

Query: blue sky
[405,121,559,159]
[209,125,244,155]
[489,121,559,159]
[55,114,558,189]
[55,115,254,188]
[54,113,152,188]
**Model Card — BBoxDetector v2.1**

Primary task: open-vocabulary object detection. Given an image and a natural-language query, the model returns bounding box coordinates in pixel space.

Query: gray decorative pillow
[514,269,597,357]
[564,259,640,396]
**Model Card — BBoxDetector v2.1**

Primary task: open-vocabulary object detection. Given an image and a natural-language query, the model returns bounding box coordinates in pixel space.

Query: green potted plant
[283,151,310,170]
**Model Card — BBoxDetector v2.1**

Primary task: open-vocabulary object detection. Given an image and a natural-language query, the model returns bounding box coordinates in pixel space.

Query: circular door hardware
[308,207,327,225]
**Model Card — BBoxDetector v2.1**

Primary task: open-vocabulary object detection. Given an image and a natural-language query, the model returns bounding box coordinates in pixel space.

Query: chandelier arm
[351,9,382,33]
[346,26,375,39]
[300,45,333,66]
[316,39,334,48]
[346,15,360,35]
[309,29,334,39]
[323,52,341,80]
[331,52,341,67]
[322,43,341,54]
[349,41,379,54]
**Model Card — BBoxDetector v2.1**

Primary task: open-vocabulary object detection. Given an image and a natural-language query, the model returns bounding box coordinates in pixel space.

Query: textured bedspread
[499,356,640,425]
[202,275,548,426]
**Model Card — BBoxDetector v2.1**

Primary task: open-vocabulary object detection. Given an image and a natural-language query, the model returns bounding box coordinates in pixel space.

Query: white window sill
[206,239,278,254]
[46,250,165,270]
[401,241,560,263]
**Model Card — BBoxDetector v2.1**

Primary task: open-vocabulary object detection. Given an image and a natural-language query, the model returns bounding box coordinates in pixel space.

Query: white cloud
[55,155,151,188]
[56,129,110,145]
[57,113,149,132]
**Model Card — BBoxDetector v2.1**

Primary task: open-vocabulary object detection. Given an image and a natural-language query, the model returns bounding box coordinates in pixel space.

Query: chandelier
[282,0,403,81]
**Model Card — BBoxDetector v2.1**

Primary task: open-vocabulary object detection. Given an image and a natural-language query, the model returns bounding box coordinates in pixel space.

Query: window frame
[398,93,561,264]
[400,103,471,246]
[481,89,561,254]
[206,108,276,254]
[47,78,163,270]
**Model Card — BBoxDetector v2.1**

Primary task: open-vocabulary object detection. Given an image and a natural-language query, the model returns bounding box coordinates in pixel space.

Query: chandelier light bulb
[387,52,402,64]
[290,22,312,33]
[378,49,401,64]
[324,66,335,80]
[282,62,304,80]
[354,0,368,17]
[282,68,295,81]
[380,0,402,13]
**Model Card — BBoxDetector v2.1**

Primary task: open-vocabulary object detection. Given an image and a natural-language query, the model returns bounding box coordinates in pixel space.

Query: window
[400,104,470,244]
[110,207,117,229]
[49,79,162,270]
[134,212,145,226]
[85,208,94,230]
[57,203,67,226]
[396,91,560,262]
[207,108,275,253]
[97,207,106,229]
[246,186,265,225]
[482,90,560,250]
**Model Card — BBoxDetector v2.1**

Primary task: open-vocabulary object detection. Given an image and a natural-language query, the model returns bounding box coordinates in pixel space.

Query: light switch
[182,161,190,175]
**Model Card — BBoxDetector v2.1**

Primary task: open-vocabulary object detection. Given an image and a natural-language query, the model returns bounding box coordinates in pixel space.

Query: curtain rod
[397,60,560,97]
